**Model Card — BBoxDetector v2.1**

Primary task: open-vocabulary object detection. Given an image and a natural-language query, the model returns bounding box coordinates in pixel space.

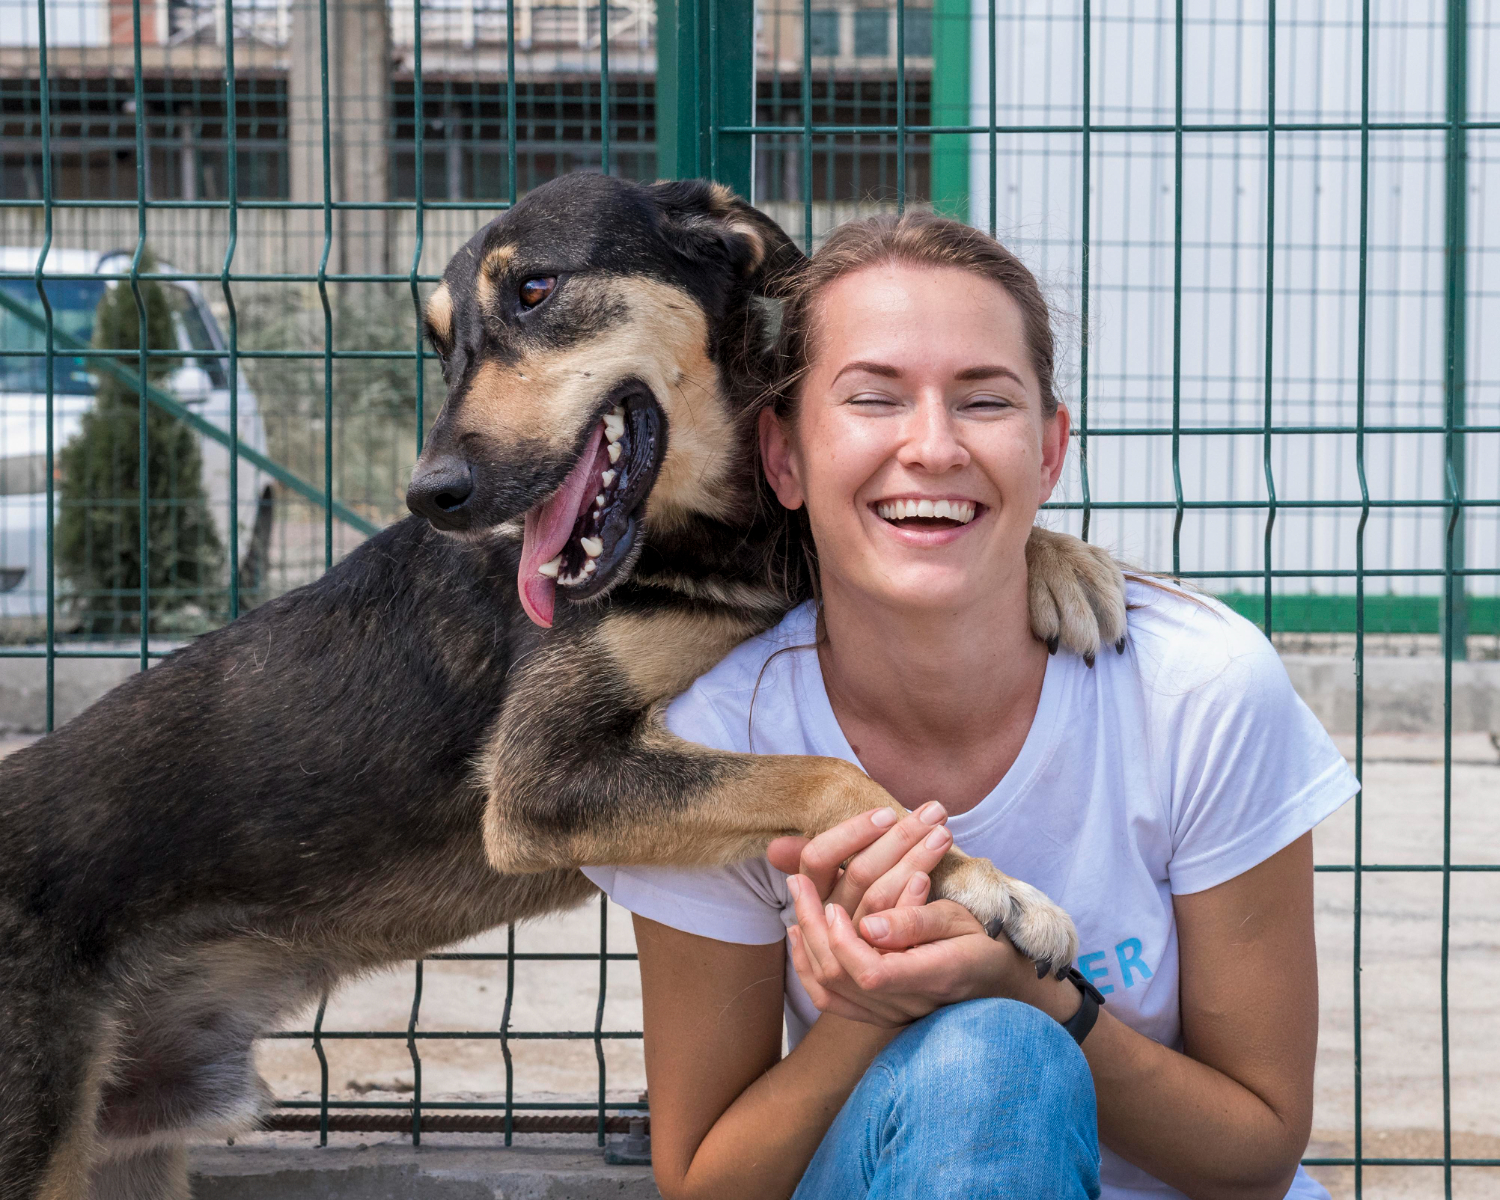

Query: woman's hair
[745,210,1063,603]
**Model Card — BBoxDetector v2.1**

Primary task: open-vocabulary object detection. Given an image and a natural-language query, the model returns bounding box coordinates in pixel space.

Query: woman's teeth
[876,498,977,524]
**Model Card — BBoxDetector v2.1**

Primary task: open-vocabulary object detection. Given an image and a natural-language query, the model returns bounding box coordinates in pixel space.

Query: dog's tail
[0,928,108,1200]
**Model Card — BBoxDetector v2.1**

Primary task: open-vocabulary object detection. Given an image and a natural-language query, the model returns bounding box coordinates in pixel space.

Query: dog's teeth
[603,412,626,443]
[595,493,606,509]
[601,470,616,488]
[537,556,561,578]
[583,559,597,575]
[611,404,625,419]
[580,536,603,558]
[607,442,622,463]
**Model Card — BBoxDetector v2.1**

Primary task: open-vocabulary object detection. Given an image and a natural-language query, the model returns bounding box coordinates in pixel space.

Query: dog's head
[407,173,798,627]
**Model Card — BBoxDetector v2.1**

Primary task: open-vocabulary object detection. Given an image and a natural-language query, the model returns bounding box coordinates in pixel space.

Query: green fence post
[1441,0,1469,663]
[929,0,969,220]
[658,0,752,196]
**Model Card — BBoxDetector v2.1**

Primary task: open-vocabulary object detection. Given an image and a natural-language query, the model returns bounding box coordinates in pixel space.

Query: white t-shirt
[585,581,1358,1200]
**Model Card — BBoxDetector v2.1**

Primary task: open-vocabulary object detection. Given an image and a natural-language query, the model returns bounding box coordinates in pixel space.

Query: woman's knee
[879,998,1095,1123]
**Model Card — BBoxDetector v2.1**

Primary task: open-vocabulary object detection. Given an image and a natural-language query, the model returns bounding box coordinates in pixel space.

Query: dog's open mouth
[517,384,663,627]
[874,498,979,531]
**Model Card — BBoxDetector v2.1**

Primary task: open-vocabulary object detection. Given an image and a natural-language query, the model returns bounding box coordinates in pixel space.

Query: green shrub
[56,250,224,635]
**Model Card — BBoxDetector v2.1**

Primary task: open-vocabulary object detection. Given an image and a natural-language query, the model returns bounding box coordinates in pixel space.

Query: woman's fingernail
[825,902,838,925]
[871,808,898,829]
[910,871,929,893]
[925,826,951,850]
[864,916,890,939]
[787,875,802,900]
[919,801,947,825]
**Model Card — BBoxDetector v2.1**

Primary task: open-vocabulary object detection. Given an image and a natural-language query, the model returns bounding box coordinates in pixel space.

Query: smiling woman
[584,211,1360,1200]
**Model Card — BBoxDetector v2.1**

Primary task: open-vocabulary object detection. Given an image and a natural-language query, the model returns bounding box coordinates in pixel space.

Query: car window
[162,285,229,389]
[0,279,108,396]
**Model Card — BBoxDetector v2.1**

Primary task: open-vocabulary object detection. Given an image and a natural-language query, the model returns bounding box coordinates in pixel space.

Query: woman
[584,213,1357,1200]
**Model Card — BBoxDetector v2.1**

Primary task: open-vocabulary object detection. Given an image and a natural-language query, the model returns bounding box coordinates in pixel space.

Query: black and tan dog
[0,173,1126,1200]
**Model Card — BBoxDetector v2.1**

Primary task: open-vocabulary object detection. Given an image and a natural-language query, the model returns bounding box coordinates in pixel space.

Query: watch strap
[1058,967,1105,1046]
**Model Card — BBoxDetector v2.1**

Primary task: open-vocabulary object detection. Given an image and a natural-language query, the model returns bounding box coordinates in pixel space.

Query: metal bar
[317,0,335,572]
[1442,0,1470,669]
[1077,0,1091,543]
[1261,0,1277,637]
[130,0,148,671]
[408,961,425,1145]
[800,0,812,249]
[594,896,608,1145]
[33,0,55,730]
[222,0,241,620]
[1170,0,1183,577]
[412,0,427,455]
[1353,0,1372,1189]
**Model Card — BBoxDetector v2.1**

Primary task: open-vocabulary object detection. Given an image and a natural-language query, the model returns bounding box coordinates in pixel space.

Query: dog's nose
[407,456,474,528]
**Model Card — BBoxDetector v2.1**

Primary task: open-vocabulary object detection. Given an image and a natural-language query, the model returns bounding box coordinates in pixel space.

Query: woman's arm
[637,804,959,1200]
[1082,832,1318,1199]
[635,918,891,1200]
[801,833,1320,1200]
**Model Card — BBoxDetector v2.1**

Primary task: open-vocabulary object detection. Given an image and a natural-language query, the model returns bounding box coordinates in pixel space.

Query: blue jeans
[792,998,1101,1199]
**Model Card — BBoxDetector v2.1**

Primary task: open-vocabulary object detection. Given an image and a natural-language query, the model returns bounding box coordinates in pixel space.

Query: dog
[0,173,1127,1199]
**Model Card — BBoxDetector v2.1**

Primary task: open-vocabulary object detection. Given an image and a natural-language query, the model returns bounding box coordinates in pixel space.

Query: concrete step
[190,1139,661,1200]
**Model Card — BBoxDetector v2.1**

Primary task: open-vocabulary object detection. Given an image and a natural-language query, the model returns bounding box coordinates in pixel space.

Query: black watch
[1058,967,1105,1046]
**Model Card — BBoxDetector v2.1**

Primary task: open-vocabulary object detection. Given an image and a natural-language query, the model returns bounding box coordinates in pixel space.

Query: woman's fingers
[825,802,949,914]
[787,877,913,1025]
[765,836,810,876]
[841,818,952,920]
[791,806,911,899]
[858,899,985,951]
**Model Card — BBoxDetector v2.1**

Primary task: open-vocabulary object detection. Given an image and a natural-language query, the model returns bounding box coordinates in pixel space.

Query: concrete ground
[2,731,1497,1197]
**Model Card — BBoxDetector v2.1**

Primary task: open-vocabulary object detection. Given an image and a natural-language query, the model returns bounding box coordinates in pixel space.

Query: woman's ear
[1037,403,1071,504]
[759,407,806,511]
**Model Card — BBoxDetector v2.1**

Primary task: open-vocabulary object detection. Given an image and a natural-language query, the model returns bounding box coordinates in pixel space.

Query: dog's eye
[519,277,556,309]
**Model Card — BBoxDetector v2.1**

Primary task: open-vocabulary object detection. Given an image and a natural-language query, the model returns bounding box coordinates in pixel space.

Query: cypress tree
[57,250,224,635]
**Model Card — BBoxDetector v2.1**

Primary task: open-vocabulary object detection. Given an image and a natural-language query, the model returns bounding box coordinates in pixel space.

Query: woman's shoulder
[662,600,820,755]
[1120,578,1284,700]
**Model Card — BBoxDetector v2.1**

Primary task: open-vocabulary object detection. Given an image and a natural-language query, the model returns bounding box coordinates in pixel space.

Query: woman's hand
[766,800,955,923]
[768,805,1078,1029]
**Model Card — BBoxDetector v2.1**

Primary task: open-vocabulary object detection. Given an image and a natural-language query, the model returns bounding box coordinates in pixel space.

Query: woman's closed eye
[960,392,1019,414]
[845,392,902,410]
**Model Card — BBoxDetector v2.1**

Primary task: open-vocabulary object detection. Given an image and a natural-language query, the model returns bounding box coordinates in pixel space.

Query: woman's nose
[897,397,969,473]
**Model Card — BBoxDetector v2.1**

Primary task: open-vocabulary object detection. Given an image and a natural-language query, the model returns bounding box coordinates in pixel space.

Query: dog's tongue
[518,421,606,628]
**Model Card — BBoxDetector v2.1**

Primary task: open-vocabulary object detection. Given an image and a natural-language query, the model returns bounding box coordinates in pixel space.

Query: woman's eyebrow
[953,365,1025,385]
[831,360,902,383]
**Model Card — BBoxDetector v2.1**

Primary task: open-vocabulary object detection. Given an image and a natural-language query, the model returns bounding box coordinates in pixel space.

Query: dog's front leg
[479,619,1078,977]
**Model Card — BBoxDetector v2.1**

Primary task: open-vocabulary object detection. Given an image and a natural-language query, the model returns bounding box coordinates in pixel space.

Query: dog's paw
[1025,527,1128,667]
[931,852,1079,980]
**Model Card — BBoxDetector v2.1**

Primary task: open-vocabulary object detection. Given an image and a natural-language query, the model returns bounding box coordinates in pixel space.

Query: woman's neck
[815,568,1049,816]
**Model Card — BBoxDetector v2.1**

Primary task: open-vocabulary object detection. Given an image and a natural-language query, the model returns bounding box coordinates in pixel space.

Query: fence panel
[1,0,1495,1191]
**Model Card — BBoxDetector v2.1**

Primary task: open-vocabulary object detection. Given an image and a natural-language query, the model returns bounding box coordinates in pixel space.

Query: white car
[0,248,272,634]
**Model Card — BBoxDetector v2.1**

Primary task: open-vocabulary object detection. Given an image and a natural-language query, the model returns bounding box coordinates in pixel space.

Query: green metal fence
[1,0,1497,1191]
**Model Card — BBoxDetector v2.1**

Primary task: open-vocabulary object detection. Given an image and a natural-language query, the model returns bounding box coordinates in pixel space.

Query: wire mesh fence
[1,0,1496,1192]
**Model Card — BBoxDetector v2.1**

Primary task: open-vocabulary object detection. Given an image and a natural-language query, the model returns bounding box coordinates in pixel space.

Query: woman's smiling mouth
[873,497,980,531]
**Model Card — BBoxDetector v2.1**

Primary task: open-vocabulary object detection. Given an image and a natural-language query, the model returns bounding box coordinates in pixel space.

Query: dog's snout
[407,456,475,528]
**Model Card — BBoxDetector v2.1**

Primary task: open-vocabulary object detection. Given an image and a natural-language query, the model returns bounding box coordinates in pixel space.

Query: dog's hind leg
[0,970,112,1200]
[86,1147,187,1200]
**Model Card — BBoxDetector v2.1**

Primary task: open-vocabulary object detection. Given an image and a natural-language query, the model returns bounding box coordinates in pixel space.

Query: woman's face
[760,261,1069,616]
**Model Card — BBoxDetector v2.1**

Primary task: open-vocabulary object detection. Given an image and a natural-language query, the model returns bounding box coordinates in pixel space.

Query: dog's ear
[647,179,805,299]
